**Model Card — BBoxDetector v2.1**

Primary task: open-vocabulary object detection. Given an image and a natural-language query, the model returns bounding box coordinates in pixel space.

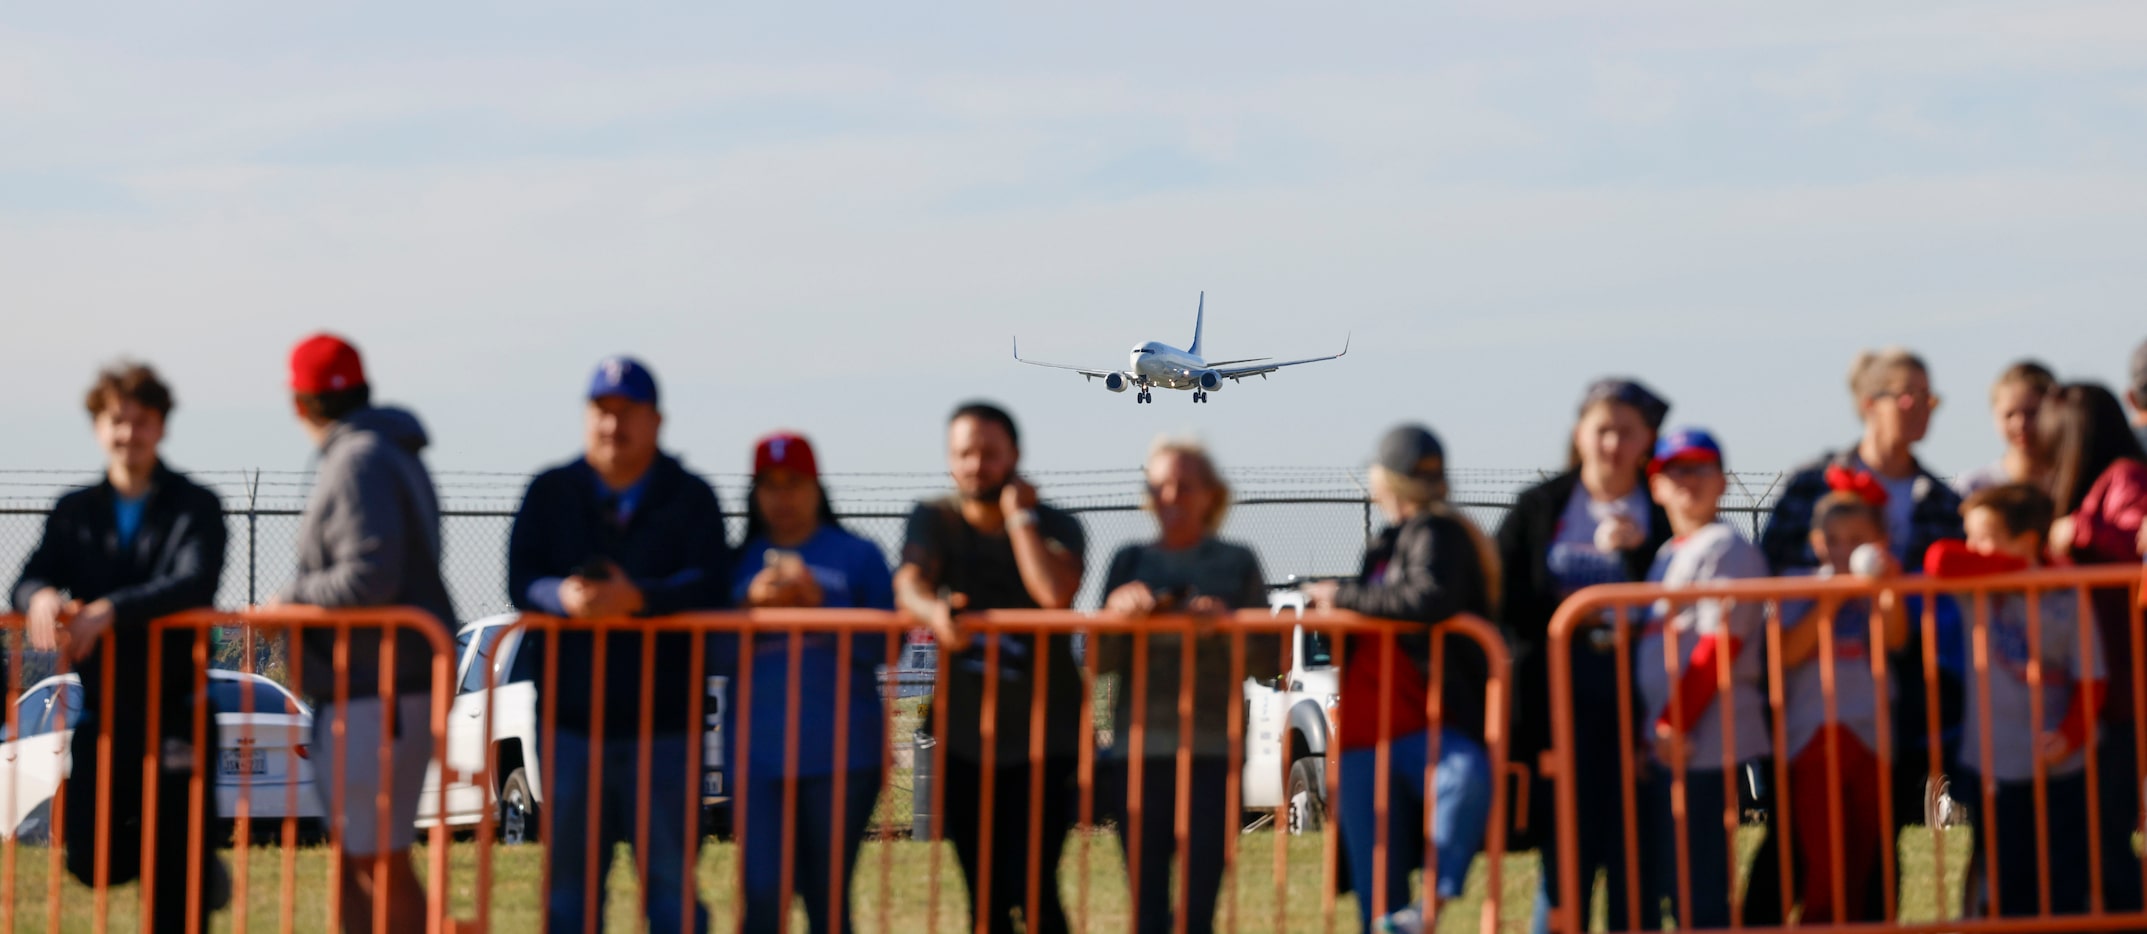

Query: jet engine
[1103,372,1129,393]
[1196,370,1224,392]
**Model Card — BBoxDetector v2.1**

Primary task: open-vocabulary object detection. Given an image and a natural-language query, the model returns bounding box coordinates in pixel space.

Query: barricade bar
[2,607,1509,933]
[1546,563,2147,934]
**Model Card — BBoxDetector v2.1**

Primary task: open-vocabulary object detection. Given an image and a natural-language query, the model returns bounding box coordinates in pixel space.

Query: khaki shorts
[310,694,434,856]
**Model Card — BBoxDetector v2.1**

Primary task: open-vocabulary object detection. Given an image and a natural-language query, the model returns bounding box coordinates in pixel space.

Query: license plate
[220,748,268,777]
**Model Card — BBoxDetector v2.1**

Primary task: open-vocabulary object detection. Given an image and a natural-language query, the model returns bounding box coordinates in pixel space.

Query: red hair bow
[1824,464,1890,507]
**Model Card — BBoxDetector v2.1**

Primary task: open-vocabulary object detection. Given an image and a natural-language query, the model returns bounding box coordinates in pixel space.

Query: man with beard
[896,401,1086,934]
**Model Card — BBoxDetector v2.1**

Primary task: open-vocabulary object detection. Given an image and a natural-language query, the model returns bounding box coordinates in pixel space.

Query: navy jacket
[10,462,227,722]
[507,453,730,735]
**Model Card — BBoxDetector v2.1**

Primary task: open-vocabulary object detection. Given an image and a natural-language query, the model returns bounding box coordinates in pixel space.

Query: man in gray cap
[2130,338,2147,454]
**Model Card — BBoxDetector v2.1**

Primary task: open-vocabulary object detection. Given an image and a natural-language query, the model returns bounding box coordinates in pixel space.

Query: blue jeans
[545,731,709,934]
[1337,728,1492,928]
[741,768,883,934]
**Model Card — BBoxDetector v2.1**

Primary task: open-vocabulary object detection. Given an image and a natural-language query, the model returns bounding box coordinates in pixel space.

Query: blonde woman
[1303,424,1497,933]
[1097,437,1279,934]
[1952,360,2057,496]
[1755,346,1964,926]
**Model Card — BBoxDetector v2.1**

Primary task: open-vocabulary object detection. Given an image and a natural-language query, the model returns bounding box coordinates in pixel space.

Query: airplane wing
[1213,335,1349,381]
[1202,357,1270,367]
[1012,338,1117,380]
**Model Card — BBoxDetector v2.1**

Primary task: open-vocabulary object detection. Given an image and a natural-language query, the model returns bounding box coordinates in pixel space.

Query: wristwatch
[1007,508,1038,530]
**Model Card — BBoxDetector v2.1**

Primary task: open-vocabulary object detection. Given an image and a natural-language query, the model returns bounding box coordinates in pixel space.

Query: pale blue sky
[4,2,2145,488]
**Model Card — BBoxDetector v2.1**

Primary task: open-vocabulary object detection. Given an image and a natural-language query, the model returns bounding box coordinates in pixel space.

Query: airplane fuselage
[1011,292,1345,404]
[1130,341,1215,391]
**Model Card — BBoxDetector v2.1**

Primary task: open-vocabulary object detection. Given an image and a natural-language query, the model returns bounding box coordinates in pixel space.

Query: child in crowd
[1925,483,2104,918]
[1637,429,1777,929]
[1776,490,1908,923]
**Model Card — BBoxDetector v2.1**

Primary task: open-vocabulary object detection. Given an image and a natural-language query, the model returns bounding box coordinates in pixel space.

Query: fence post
[247,469,259,608]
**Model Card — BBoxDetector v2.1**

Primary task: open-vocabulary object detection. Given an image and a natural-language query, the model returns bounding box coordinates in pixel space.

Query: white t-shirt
[1779,567,1889,757]
[1956,590,2103,782]
[1635,522,1772,769]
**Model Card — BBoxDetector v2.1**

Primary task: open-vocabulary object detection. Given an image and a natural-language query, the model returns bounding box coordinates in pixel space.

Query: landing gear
[1193,391,1208,404]
[1135,390,1152,404]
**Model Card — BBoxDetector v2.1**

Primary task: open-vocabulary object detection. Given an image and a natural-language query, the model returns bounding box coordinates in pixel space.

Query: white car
[418,614,730,844]
[0,670,323,841]
[1242,590,1340,834]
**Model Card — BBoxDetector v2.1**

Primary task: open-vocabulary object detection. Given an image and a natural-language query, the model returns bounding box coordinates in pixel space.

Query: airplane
[1012,293,1348,404]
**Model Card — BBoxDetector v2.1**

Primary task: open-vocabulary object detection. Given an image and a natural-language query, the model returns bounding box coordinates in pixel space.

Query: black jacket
[1333,509,1494,744]
[1495,470,1671,763]
[507,452,730,736]
[10,462,227,720]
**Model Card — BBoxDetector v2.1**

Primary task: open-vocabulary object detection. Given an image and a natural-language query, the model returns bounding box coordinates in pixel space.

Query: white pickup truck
[1240,589,1339,834]
[417,614,730,842]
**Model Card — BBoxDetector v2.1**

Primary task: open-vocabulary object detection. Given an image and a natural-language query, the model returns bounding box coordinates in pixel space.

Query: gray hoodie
[280,406,455,698]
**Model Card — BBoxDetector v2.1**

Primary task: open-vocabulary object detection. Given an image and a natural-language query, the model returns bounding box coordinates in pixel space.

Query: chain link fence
[0,466,1795,683]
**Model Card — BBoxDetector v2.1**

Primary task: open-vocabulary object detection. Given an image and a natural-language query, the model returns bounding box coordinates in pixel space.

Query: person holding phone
[506,356,730,933]
[728,432,893,934]
[894,402,1086,934]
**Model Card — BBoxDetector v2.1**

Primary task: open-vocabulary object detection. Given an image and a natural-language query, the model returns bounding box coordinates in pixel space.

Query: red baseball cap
[753,432,819,479]
[288,333,367,394]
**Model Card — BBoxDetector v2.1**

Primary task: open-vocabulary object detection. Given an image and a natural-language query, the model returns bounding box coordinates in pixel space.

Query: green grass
[0,823,1975,933]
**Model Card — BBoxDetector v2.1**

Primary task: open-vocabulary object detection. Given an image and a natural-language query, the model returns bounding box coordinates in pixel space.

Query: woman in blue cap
[1303,423,1498,933]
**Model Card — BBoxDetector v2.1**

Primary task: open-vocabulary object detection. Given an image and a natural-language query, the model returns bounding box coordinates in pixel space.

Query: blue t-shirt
[114,494,148,550]
[726,525,894,777]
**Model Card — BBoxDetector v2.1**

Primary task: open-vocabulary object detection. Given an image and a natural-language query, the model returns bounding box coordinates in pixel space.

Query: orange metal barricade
[1545,563,2147,934]
[460,608,1511,934]
[0,607,455,934]
[2,606,1509,932]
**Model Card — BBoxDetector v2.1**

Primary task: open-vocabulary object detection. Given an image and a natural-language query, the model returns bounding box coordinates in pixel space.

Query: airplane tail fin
[1188,291,1205,359]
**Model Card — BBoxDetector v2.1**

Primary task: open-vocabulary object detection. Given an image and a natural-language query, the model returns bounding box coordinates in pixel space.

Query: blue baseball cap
[1648,427,1724,476]
[588,355,659,407]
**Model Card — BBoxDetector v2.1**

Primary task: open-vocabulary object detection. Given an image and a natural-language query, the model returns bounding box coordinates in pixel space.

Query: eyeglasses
[1870,389,1940,411]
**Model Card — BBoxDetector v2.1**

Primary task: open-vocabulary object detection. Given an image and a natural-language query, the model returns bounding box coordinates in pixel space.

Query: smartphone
[763,549,802,573]
[572,560,612,582]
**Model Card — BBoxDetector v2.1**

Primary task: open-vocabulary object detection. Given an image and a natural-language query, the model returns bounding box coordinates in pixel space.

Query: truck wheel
[499,768,538,845]
[1287,757,1325,835]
